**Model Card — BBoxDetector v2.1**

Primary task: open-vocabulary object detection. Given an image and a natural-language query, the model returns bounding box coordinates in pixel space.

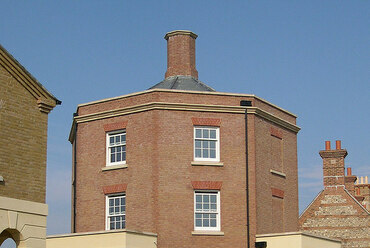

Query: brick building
[299,141,370,248]
[355,176,369,211]
[69,30,301,248]
[0,44,60,247]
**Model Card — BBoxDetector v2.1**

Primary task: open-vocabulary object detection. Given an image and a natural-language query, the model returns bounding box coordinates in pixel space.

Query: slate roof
[149,76,215,92]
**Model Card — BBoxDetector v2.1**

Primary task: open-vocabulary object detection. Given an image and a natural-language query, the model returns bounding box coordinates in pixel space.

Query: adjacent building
[0,44,60,247]
[299,140,370,248]
[68,30,301,247]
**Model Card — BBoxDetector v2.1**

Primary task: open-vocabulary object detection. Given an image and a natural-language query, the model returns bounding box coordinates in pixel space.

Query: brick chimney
[319,140,348,189]
[345,167,357,195]
[164,30,198,79]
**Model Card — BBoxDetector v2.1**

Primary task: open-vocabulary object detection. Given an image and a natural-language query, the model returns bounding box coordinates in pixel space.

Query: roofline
[344,188,370,214]
[77,88,297,118]
[0,44,61,104]
[299,190,324,218]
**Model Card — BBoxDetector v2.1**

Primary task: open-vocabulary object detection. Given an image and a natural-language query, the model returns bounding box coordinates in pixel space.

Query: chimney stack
[319,140,348,189]
[164,30,198,79]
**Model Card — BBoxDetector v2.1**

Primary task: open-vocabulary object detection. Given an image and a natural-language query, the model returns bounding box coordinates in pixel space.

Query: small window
[194,127,219,161]
[106,130,126,166]
[106,194,126,230]
[194,191,220,231]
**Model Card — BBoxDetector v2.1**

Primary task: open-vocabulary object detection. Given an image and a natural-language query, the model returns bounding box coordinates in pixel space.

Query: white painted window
[106,130,126,166]
[194,127,219,161]
[106,194,126,230]
[194,191,220,231]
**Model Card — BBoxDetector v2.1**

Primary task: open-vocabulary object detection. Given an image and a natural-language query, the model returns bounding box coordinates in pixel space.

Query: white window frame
[194,191,221,231]
[106,130,126,166]
[194,126,220,162]
[105,194,126,230]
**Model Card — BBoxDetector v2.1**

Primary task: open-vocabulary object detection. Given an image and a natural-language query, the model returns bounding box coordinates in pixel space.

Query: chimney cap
[164,30,198,40]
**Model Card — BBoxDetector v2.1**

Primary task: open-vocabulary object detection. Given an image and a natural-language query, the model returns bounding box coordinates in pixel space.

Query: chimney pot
[164,30,199,79]
[336,140,341,150]
[347,167,352,176]
[325,141,331,150]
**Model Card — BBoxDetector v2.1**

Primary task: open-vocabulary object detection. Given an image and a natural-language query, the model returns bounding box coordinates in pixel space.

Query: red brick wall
[73,91,299,247]
[254,117,299,234]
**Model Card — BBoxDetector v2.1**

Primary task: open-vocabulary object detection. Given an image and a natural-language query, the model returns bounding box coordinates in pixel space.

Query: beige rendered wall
[46,230,157,248]
[256,232,341,248]
[0,196,48,248]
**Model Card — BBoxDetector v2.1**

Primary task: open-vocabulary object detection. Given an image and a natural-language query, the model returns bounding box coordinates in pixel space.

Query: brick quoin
[191,117,221,126]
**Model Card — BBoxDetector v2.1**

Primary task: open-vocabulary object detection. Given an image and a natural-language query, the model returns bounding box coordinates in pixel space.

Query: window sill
[270,169,286,178]
[191,161,224,167]
[192,231,224,236]
[102,164,128,171]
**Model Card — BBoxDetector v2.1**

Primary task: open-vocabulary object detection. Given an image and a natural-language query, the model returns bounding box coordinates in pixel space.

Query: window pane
[195,149,201,158]
[203,141,209,148]
[203,195,209,202]
[196,219,202,227]
[210,130,216,139]
[111,154,115,162]
[117,153,121,161]
[122,152,126,161]
[196,195,202,202]
[115,198,119,205]
[122,134,126,142]
[210,141,216,148]
[203,219,209,227]
[115,136,120,143]
[196,203,202,210]
[195,129,202,138]
[109,207,114,214]
[210,195,217,203]
[117,146,121,152]
[203,129,209,138]
[203,149,209,158]
[195,140,201,148]
[116,222,121,229]
[109,199,114,206]
[111,147,116,153]
[203,203,209,210]
[110,137,114,145]
[210,219,217,227]
[211,204,217,210]
[210,149,216,158]
[195,213,202,219]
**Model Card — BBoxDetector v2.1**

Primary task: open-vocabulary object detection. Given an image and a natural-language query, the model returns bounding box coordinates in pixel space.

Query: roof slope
[149,76,215,92]
[0,44,61,112]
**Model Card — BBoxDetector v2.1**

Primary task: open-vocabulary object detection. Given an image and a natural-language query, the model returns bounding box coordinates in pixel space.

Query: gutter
[72,112,78,232]
[240,100,252,248]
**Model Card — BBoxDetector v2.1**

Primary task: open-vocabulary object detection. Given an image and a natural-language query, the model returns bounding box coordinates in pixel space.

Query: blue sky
[1,0,369,239]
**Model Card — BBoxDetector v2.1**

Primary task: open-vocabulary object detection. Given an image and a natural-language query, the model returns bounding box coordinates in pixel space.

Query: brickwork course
[0,44,59,203]
[70,30,301,248]
[299,141,370,248]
